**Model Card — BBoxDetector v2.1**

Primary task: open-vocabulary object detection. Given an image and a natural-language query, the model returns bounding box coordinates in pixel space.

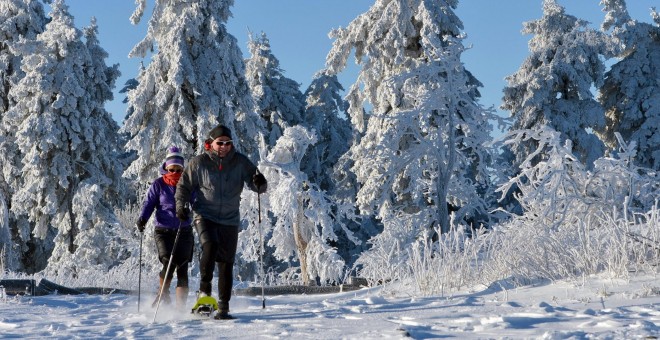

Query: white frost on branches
[240,126,352,284]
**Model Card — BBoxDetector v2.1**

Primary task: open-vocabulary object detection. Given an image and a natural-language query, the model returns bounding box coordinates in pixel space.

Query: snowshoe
[191,295,218,317]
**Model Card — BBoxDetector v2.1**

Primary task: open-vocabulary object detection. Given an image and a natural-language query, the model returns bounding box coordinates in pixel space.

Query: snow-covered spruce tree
[118,63,142,124]
[501,0,609,169]
[116,64,143,184]
[5,1,125,275]
[597,2,660,170]
[0,0,47,271]
[81,17,125,204]
[245,31,304,148]
[238,126,356,285]
[0,0,46,115]
[300,72,352,193]
[325,0,495,240]
[300,72,371,267]
[122,0,263,183]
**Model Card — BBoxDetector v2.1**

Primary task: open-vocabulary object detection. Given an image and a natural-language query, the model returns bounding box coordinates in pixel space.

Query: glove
[136,219,147,233]
[253,173,267,190]
[176,206,190,221]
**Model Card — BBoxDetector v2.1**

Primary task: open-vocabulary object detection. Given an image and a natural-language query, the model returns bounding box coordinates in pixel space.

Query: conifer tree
[301,72,352,193]
[245,31,305,147]
[597,1,660,170]
[5,0,122,273]
[502,0,608,168]
[0,0,46,115]
[325,0,495,237]
[0,0,47,271]
[82,17,124,202]
[122,0,262,183]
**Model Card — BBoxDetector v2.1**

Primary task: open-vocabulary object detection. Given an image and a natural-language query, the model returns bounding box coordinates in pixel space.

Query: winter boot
[214,301,234,319]
[175,286,189,310]
[199,281,212,297]
[152,277,172,308]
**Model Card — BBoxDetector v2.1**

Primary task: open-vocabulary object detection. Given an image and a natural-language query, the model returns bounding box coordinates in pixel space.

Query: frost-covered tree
[597,1,660,170]
[325,0,495,236]
[81,17,124,202]
[116,64,143,177]
[118,63,142,122]
[245,31,304,147]
[300,72,371,267]
[0,0,46,115]
[501,0,608,168]
[0,0,47,271]
[300,72,352,193]
[5,1,124,273]
[122,0,263,183]
[239,126,355,285]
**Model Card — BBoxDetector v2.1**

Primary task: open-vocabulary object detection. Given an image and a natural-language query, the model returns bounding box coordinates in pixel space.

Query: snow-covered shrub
[482,200,659,284]
[483,127,660,284]
[370,127,659,297]
[356,213,491,296]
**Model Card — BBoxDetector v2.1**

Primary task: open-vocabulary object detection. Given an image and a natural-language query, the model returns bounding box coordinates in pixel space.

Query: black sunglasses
[167,168,183,173]
[214,140,233,146]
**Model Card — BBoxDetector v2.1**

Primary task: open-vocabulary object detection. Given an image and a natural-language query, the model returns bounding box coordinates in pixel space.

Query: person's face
[212,136,232,157]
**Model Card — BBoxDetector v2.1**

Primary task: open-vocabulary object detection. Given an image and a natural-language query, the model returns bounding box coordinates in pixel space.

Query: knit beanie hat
[164,146,184,168]
[209,125,232,140]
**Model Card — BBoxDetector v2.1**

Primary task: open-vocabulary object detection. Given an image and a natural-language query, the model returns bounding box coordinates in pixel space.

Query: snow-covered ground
[1,275,658,339]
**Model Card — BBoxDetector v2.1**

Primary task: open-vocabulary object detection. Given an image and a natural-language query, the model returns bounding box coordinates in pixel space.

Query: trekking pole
[152,218,184,323]
[138,228,144,313]
[257,176,266,309]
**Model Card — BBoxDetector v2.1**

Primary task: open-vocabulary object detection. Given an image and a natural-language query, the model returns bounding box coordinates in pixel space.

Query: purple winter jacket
[139,177,193,230]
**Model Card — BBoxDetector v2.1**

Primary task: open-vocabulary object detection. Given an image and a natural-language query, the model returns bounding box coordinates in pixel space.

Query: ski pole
[138,227,143,313]
[152,218,184,323]
[257,184,265,309]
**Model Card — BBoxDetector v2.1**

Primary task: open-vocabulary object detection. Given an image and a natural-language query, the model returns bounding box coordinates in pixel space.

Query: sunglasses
[214,140,233,146]
[167,168,183,173]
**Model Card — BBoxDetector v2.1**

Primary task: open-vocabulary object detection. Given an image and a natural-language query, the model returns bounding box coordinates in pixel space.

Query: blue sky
[57,0,658,125]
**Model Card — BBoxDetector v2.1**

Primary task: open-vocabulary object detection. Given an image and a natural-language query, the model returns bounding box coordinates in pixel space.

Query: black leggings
[195,219,239,303]
[154,227,194,287]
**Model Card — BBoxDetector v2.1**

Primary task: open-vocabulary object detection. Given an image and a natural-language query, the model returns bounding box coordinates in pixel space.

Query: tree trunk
[67,143,77,254]
[437,97,457,234]
[293,192,309,285]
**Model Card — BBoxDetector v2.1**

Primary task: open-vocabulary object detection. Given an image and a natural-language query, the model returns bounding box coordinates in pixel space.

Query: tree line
[0,0,657,287]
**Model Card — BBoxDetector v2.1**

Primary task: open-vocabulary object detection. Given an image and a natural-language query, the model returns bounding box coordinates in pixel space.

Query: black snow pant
[195,218,239,310]
[154,227,194,287]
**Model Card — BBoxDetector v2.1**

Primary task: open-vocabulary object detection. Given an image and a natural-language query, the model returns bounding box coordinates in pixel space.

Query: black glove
[136,219,147,233]
[176,206,190,221]
[253,173,267,190]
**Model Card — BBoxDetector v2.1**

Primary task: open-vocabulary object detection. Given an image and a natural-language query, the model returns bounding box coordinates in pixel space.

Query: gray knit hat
[209,125,232,140]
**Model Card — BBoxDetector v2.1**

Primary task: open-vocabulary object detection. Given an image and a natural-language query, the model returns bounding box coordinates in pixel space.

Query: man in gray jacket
[175,124,267,319]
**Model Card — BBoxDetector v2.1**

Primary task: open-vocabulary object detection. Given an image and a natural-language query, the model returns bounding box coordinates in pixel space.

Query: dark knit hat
[209,125,232,140]
[163,146,184,168]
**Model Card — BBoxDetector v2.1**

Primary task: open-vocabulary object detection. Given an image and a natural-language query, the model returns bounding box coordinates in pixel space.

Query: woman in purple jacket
[137,146,194,310]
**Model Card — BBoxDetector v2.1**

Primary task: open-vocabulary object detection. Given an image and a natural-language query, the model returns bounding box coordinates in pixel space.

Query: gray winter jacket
[175,148,265,226]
